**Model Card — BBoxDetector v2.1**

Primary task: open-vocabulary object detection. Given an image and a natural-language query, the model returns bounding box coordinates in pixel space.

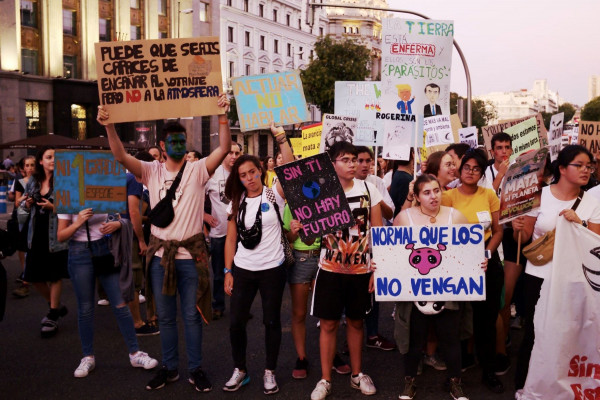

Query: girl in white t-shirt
[511,145,600,391]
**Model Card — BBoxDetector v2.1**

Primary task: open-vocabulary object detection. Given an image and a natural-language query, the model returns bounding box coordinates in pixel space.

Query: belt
[294,249,319,257]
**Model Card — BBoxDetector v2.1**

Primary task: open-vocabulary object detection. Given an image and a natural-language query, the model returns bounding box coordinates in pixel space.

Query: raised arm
[97,107,142,179]
[271,122,294,199]
[204,94,232,176]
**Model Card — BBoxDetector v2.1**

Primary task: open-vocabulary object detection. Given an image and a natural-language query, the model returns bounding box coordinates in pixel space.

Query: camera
[31,191,43,204]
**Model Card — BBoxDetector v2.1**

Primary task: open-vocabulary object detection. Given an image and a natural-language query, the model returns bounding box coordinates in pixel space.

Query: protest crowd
[1,31,599,400]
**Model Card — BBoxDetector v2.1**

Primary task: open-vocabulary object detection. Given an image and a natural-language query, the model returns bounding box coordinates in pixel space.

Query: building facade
[589,75,600,102]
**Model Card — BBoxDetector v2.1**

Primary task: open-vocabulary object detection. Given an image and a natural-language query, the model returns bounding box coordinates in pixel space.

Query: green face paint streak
[165,133,187,160]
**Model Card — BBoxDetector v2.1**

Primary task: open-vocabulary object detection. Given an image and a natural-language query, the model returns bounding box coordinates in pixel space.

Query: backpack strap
[264,187,285,229]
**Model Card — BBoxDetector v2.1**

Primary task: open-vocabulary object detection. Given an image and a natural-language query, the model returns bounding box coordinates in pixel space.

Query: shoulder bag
[148,161,186,228]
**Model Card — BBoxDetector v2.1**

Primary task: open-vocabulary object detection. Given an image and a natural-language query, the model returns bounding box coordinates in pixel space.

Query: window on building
[99,18,111,41]
[243,0,249,12]
[21,49,38,75]
[310,50,314,59]
[355,27,359,34]
[259,133,268,158]
[158,0,167,15]
[71,104,88,140]
[260,35,265,50]
[201,116,211,154]
[273,9,277,22]
[259,4,264,17]
[226,0,232,6]
[245,31,250,46]
[228,61,235,79]
[199,2,209,22]
[299,46,303,59]
[228,26,234,42]
[245,64,251,76]
[63,55,76,78]
[274,39,278,53]
[21,0,38,28]
[25,100,46,137]
[63,9,76,35]
[343,26,347,33]
[130,0,140,8]
[130,25,141,40]
[286,14,290,26]
[158,31,168,39]
[287,43,291,57]
[319,27,324,36]
[298,18,301,29]
[260,67,266,74]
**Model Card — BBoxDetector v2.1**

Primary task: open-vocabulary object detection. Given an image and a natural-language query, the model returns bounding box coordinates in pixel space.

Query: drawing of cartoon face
[425,84,440,103]
[406,243,447,275]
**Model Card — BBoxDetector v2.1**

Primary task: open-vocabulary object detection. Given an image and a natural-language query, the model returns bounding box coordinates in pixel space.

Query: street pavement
[0,210,521,399]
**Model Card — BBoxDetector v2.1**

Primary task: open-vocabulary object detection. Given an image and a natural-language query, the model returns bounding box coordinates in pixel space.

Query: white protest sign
[382,119,415,160]
[424,115,454,148]
[371,224,486,301]
[319,114,358,154]
[334,81,383,146]
[548,112,564,161]
[459,126,479,148]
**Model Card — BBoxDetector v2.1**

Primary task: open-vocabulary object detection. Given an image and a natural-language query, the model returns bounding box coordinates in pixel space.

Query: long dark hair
[554,144,594,183]
[32,146,54,190]
[225,155,266,216]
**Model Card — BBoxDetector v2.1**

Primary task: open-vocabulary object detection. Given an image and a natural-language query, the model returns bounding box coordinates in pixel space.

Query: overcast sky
[387,0,599,106]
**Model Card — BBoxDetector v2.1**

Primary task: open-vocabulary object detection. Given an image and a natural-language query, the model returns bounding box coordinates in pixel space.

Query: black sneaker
[292,357,308,379]
[332,353,351,375]
[495,354,511,376]
[146,366,179,390]
[461,353,476,372]
[482,372,504,393]
[189,367,212,392]
[136,323,160,336]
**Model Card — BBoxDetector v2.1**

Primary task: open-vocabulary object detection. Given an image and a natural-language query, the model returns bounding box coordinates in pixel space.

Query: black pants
[406,306,461,379]
[472,254,504,375]
[514,274,543,390]
[230,264,287,371]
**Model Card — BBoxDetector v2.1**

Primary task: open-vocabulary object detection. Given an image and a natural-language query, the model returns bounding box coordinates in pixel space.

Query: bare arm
[379,201,393,221]
[224,217,237,296]
[128,195,147,255]
[452,208,469,224]
[97,107,142,179]
[512,216,536,243]
[486,210,503,253]
[271,122,294,199]
[204,94,232,176]
[57,208,93,242]
[370,203,384,227]
[393,209,410,226]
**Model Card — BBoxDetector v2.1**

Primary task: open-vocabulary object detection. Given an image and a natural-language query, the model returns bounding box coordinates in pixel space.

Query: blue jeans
[68,240,139,357]
[210,236,226,312]
[149,256,203,371]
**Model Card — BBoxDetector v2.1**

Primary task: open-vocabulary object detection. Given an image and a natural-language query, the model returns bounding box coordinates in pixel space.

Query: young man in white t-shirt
[204,142,241,319]
[485,132,513,195]
[310,142,383,400]
[97,94,231,393]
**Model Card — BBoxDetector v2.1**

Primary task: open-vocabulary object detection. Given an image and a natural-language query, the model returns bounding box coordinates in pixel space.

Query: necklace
[419,206,440,223]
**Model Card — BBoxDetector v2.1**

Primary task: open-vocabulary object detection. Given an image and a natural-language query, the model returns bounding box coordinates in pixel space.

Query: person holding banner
[394,174,478,400]
[441,148,506,394]
[97,93,232,393]
[511,145,600,393]
[222,123,294,395]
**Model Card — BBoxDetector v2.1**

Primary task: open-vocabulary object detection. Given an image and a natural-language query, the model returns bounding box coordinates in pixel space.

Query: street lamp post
[307,2,472,126]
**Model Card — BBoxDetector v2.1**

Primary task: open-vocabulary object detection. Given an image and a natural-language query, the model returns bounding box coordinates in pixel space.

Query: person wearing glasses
[511,145,600,394]
[441,148,506,393]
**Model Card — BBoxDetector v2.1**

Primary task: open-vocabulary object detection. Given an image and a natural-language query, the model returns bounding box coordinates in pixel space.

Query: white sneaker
[223,368,250,392]
[350,372,376,395]
[74,356,95,378]
[139,292,146,304]
[311,379,332,400]
[130,351,159,370]
[97,299,109,306]
[263,369,279,395]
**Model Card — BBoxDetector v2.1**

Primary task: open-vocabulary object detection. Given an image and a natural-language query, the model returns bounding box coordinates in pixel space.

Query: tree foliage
[449,92,497,129]
[559,103,576,123]
[300,36,371,115]
[581,97,600,121]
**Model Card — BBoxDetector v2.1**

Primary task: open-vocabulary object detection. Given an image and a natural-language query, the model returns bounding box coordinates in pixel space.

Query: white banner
[334,81,383,146]
[371,224,486,301]
[459,126,479,148]
[382,118,416,160]
[548,112,565,162]
[518,219,600,400]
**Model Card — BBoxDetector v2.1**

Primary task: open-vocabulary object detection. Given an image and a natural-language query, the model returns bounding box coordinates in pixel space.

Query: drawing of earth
[302,180,321,199]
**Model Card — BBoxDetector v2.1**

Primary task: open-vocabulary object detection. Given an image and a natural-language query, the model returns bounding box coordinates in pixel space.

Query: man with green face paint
[97,94,232,394]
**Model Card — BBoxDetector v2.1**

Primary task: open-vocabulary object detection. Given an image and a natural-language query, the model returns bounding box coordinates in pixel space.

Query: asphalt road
[0,214,521,399]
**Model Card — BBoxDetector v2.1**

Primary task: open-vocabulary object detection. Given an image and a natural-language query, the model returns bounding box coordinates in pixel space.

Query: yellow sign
[301,123,322,158]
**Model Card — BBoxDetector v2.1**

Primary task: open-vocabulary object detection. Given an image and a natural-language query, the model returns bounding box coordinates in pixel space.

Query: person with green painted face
[97,94,232,393]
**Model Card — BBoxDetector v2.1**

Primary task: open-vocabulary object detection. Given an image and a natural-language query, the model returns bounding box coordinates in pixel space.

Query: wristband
[224,267,232,274]
[273,131,286,137]
[219,120,228,125]
[582,220,588,228]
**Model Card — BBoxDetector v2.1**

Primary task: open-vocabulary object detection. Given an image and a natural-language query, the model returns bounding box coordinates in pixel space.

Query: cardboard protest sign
[381,18,454,116]
[95,38,223,123]
[504,118,540,162]
[499,148,547,225]
[371,224,486,301]
[289,138,302,158]
[334,81,383,146]
[578,121,600,159]
[382,118,415,160]
[548,112,564,161]
[459,126,479,148]
[301,123,321,158]
[319,114,358,154]
[482,113,547,159]
[232,70,310,132]
[54,150,127,213]
[275,153,355,241]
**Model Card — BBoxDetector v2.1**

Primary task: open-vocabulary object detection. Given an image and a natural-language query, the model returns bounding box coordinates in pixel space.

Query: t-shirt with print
[227,187,286,272]
[141,159,210,259]
[442,187,499,241]
[205,164,231,238]
[524,186,600,280]
[319,179,382,274]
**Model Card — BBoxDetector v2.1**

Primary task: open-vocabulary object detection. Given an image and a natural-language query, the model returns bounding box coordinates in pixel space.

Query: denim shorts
[288,249,320,284]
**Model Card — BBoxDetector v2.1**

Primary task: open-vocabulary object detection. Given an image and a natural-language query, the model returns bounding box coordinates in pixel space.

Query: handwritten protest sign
[482,113,547,159]
[95,38,223,123]
[232,70,310,132]
[275,153,355,241]
[578,121,600,159]
[301,123,321,158]
[371,224,486,301]
[459,126,479,148]
[289,138,302,158]
[424,115,454,147]
[381,18,454,116]
[504,118,540,162]
[499,148,547,225]
[319,114,358,154]
[334,81,383,146]
[382,118,415,160]
[54,150,127,214]
[548,112,564,161]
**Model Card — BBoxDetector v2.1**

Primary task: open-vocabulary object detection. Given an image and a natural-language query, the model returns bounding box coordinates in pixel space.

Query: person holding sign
[393,174,480,400]
[222,123,294,395]
[441,148,506,394]
[97,93,232,393]
[310,142,383,400]
[511,145,600,393]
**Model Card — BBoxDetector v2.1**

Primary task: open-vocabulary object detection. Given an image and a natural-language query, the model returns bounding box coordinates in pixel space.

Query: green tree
[450,92,497,130]
[227,96,239,126]
[581,97,600,121]
[300,36,371,114]
[559,102,576,123]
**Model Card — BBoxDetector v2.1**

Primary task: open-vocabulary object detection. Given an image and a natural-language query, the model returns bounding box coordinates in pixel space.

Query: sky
[387,0,599,106]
